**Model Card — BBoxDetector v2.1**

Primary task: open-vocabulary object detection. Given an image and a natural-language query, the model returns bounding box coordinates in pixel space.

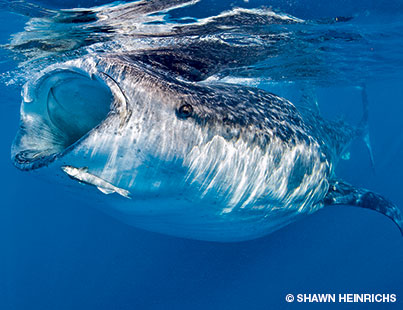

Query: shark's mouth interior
[12,68,113,170]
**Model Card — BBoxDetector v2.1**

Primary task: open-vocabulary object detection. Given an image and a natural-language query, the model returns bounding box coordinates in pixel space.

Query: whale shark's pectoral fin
[324,180,403,235]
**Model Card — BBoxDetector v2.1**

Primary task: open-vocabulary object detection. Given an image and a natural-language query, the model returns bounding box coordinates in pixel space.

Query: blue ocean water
[0,0,402,309]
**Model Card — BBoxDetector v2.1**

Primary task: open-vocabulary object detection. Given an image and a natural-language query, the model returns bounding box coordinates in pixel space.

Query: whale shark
[7,0,403,241]
[10,53,402,241]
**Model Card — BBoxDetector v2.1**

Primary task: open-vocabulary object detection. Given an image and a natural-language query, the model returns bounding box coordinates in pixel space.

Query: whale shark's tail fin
[324,179,403,235]
[357,84,375,170]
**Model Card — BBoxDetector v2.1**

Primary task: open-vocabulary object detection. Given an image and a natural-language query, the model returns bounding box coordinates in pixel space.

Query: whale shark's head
[11,56,210,200]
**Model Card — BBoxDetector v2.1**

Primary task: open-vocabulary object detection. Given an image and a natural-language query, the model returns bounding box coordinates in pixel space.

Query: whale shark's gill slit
[12,69,114,170]
[99,71,132,128]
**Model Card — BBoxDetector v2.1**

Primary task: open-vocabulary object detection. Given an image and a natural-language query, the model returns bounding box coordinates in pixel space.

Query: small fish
[61,165,131,199]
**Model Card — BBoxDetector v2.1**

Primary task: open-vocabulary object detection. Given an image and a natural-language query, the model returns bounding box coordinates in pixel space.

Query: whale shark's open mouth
[12,68,113,170]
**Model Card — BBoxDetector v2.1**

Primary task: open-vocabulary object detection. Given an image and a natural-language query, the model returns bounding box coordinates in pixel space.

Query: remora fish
[61,165,131,199]
[11,53,402,241]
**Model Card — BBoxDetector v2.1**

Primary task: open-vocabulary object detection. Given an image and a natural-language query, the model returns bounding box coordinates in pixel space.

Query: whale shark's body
[11,54,402,241]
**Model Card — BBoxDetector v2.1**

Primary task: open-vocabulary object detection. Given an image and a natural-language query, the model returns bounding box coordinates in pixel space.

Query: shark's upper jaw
[11,68,114,171]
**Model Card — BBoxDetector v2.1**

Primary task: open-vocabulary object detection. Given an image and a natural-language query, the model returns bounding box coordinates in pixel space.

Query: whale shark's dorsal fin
[298,83,320,115]
[358,84,375,170]
[324,180,403,235]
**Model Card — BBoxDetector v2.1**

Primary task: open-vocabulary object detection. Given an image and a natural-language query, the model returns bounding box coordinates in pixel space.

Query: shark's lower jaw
[12,68,113,170]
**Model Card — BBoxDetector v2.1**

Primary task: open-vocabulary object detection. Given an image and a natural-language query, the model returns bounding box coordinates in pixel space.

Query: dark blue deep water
[1,1,402,309]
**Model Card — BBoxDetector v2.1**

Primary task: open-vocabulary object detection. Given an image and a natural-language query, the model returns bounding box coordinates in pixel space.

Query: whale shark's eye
[177,104,193,119]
